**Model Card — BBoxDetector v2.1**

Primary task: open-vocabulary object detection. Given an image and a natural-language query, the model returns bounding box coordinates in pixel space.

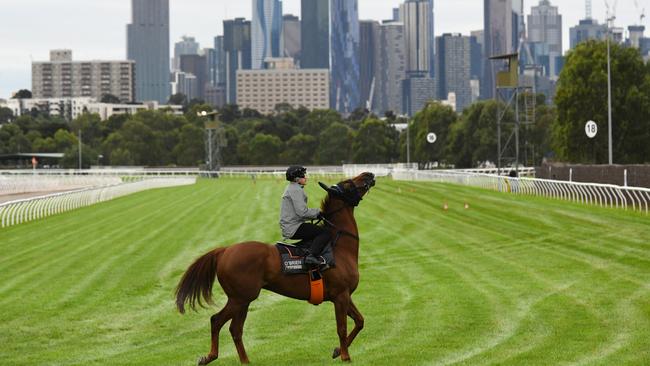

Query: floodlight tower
[198,110,226,172]
[605,0,617,165]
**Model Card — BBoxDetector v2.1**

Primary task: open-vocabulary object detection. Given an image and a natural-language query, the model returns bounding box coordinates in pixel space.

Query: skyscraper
[223,18,252,104]
[127,0,170,103]
[375,21,406,114]
[330,0,361,113]
[436,33,472,112]
[173,36,200,70]
[569,19,607,49]
[528,0,563,79]
[400,0,431,75]
[359,20,379,110]
[282,15,301,63]
[301,0,329,69]
[251,0,283,69]
[483,0,513,99]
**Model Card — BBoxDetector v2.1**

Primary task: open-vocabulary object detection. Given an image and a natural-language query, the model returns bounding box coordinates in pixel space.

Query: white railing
[0,175,122,195]
[392,169,650,214]
[0,177,196,228]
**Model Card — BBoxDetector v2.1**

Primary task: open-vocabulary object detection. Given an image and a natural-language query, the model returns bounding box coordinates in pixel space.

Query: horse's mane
[320,193,332,213]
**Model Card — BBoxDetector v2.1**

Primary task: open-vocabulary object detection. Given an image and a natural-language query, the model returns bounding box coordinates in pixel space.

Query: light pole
[78,129,82,170]
[399,114,411,165]
[606,12,615,165]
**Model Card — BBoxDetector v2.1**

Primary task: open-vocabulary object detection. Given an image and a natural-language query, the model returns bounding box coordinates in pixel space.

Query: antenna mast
[586,0,592,19]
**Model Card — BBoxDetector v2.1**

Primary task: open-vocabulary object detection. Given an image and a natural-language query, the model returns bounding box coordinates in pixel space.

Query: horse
[175,172,376,364]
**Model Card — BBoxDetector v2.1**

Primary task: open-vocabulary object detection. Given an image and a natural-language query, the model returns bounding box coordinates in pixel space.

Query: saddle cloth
[275,241,335,274]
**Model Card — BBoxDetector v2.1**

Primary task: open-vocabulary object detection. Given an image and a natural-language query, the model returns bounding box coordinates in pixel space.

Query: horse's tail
[175,247,226,314]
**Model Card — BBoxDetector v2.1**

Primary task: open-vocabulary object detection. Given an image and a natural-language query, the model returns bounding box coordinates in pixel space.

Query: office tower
[237,58,329,114]
[436,34,472,112]
[512,0,524,51]
[470,30,484,81]
[32,50,134,102]
[214,36,227,85]
[223,18,252,104]
[483,0,513,99]
[173,36,200,70]
[127,0,170,103]
[359,20,380,110]
[282,14,301,63]
[569,19,607,49]
[301,0,330,69]
[392,7,400,21]
[400,0,431,75]
[330,0,361,113]
[251,0,283,69]
[375,21,406,114]
[180,54,207,99]
[528,0,563,78]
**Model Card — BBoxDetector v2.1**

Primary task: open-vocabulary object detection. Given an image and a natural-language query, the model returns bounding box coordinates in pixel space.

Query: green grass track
[1,176,649,365]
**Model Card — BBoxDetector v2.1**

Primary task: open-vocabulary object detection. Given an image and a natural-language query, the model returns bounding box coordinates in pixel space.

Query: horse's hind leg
[332,300,364,359]
[198,299,237,366]
[229,302,251,364]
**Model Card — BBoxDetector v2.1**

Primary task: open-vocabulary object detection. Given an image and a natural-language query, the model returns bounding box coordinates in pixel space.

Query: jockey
[280,165,331,265]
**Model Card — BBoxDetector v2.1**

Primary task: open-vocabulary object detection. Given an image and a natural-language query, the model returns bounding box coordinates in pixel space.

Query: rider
[280,165,331,265]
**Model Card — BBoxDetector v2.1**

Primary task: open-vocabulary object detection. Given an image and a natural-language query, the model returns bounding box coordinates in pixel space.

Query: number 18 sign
[585,120,598,139]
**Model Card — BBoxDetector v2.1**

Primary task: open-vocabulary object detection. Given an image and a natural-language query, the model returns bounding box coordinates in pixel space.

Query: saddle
[275,241,335,275]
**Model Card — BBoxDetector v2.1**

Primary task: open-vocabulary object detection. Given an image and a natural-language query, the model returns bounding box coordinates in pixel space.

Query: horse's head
[319,172,376,207]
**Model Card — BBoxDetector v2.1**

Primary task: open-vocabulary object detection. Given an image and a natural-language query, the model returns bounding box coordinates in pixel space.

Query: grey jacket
[279,182,320,238]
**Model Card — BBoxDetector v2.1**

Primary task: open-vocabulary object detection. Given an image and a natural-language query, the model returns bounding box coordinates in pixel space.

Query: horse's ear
[318,182,330,192]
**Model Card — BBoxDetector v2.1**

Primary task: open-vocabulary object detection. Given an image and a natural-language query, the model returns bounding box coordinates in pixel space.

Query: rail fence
[392,169,650,214]
[0,175,122,195]
[0,177,196,228]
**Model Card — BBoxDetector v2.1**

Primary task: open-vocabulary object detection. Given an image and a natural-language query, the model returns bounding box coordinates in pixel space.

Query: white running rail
[392,169,650,214]
[0,177,196,228]
[0,175,122,195]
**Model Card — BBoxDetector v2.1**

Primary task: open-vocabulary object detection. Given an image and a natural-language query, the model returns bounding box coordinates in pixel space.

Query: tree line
[1,40,648,168]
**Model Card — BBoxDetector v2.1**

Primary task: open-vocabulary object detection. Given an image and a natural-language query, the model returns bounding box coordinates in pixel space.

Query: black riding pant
[291,223,331,256]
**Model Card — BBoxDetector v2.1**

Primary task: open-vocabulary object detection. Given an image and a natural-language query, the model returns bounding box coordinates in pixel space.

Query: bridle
[316,174,376,241]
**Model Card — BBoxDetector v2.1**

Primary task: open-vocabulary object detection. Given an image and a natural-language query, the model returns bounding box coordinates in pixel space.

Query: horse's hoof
[197,355,216,365]
[332,347,341,359]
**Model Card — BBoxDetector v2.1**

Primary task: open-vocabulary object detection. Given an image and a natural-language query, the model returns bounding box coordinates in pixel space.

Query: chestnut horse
[175,172,376,364]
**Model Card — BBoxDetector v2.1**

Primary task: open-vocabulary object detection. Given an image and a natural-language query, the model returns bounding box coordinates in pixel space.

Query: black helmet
[286,165,307,182]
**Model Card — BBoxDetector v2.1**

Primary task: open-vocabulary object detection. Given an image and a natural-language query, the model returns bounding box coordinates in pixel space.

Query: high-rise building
[171,71,198,101]
[330,0,361,113]
[32,50,135,102]
[483,0,513,99]
[527,0,563,79]
[214,36,227,85]
[569,19,607,49]
[251,0,283,69]
[301,0,330,69]
[435,34,472,112]
[173,36,200,70]
[528,1,562,52]
[223,18,252,104]
[282,14,301,64]
[359,20,380,110]
[180,54,207,99]
[470,30,484,81]
[628,25,646,49]
[237,58,329,114]
[375,21,406,115]
[402,76,436,116]
[127,0,170,103]
[512,0,524,51]
[400,0,431,75]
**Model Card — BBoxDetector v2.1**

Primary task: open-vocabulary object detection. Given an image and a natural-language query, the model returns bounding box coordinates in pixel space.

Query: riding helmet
[286,165,307,182]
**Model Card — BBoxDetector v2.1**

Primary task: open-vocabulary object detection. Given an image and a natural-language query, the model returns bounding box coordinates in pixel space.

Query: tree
[0,124,30,153]
[554,40,650,164]
[406,101,457,167]
[168,92,188,106]
[352,117,399,163]
[0,107,13,124]
[316,122,353,164]
[12,89,32,99]
[61,144,98,169]
[281,134,318,164]
[247,133,283,165]
[100,94,121,104]
[174,124,204,166]
[302,109,342,136]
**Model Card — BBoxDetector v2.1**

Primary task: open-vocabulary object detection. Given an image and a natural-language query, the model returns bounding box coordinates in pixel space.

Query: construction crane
[366,77,375,111]
[634,0,646,24]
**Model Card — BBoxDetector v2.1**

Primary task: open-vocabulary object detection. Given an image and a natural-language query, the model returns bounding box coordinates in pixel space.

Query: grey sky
[0,0,640,99]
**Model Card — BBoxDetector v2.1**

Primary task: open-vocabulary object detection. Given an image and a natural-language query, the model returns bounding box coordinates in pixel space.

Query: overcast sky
[0,0,640,99]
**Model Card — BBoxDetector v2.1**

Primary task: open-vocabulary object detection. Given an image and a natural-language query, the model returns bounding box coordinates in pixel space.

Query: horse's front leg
[332,299,364,359]
[333,293,351,361]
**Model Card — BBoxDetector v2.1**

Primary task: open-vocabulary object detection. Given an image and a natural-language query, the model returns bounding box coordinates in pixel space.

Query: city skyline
[0,0,641,99]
